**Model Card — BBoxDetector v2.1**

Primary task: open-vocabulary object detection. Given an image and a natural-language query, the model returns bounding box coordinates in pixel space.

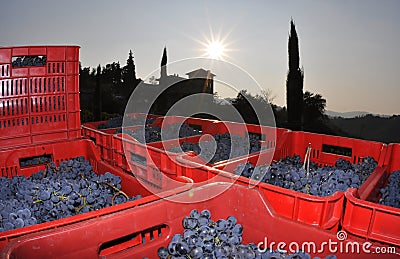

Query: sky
[1,0,399,115]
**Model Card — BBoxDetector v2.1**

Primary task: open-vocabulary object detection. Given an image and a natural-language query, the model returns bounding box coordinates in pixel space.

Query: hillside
[328,114,400,143]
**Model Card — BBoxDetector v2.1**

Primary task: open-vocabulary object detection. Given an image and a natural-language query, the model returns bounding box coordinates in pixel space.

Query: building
[145,47,216,115]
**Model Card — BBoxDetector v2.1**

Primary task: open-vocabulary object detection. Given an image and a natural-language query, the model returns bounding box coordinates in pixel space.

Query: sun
[206,41,226,60]
[194,30,234,61]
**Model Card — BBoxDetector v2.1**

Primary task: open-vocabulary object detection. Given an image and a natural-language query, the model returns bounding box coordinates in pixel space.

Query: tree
[286,19,304,130]
[122,50,138,98]
[302,91,332,133]
[303,91,326,123]
[232,89,274,125]
[94,64,102,120]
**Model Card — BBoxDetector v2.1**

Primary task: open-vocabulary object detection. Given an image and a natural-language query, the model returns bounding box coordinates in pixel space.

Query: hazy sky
[1,0,399,115]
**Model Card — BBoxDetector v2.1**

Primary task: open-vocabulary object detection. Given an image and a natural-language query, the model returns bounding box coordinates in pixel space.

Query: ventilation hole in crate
[61,77,65,91]
[46,78,50,92]
[62,62,65,73]
[1,167,18,177]
[57,63,60,73]
[98,224,167,257]
[52,63,55,73]
[130,152,146,166]
[20,154,52,168]
[188,123,202,133]
[322,144,352,157]
[24,98,28,114]
[12,55,46,68]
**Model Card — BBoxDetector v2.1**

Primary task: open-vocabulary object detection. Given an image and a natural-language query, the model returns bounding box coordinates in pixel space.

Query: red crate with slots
[109,116,220,176]
[174,131,388,232]
[118,122,289,189]
[0,139,192,250]
[0,46,81,148]
[1,183,397,258]
[342,143,400,247]
[81,113,160,163]
[274,131,387,200]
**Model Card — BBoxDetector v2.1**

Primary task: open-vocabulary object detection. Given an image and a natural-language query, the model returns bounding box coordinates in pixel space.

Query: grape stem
[102,182,129,206]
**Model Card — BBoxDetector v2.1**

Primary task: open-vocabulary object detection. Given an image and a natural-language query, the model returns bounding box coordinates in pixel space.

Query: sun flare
[206,41,226,60]
[195,30,234,61]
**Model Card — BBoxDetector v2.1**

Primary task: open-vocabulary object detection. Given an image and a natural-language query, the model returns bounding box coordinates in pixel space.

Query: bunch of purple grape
[170,133,261,164]
[233,155,377,196]
[378,170,400,209]
[121,122,201,143]
[157,209,336,259]
[0,156,141,232]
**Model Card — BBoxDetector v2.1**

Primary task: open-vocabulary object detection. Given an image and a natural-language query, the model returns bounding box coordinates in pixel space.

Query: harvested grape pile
[157,209,336,259]
[378,170,400,209]
[233,155,377,196]
[0,157,141,233]
[97,116,157,129]
[120,122,201,143]
[169,133,261,164]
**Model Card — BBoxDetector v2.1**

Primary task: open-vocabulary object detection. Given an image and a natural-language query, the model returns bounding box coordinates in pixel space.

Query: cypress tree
[160,46,167,79]
[122,50,138,98]
[286,19,304,130]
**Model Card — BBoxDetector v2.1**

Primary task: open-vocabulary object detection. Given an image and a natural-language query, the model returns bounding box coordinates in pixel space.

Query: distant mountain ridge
[325,110,392,118]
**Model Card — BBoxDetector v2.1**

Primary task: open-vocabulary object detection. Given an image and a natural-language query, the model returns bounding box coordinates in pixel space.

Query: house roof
[186,68,216,78]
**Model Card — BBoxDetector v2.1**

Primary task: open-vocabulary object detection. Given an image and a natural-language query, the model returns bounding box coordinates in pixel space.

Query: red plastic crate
[1,183,398,258]
[118,122,289,189]
[273,131,388,200]
[0,139,192,251]
[0,46,81,149]
[342,143,400,247]
[173,131,388,232]
[81,113,161,163]
[109,116,222,176]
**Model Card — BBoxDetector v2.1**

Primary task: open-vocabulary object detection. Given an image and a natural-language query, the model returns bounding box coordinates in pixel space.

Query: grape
[121,122,201,143]
[169,133,261,164]
[378,170,400,209]
[0,157,143,233]
[158,209,335,259]
[233,155,377,196]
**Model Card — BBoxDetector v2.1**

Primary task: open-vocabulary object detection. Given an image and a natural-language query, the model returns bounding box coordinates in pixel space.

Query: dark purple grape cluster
[157,209,336,259]
[12,56,46,67]
[233,155,377,196]
[121,123,201,143]
[20,156,51,167]
[169,133,261,164]
[98,116,156,129]
[378,170,400,209]
[0,156,141,233]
